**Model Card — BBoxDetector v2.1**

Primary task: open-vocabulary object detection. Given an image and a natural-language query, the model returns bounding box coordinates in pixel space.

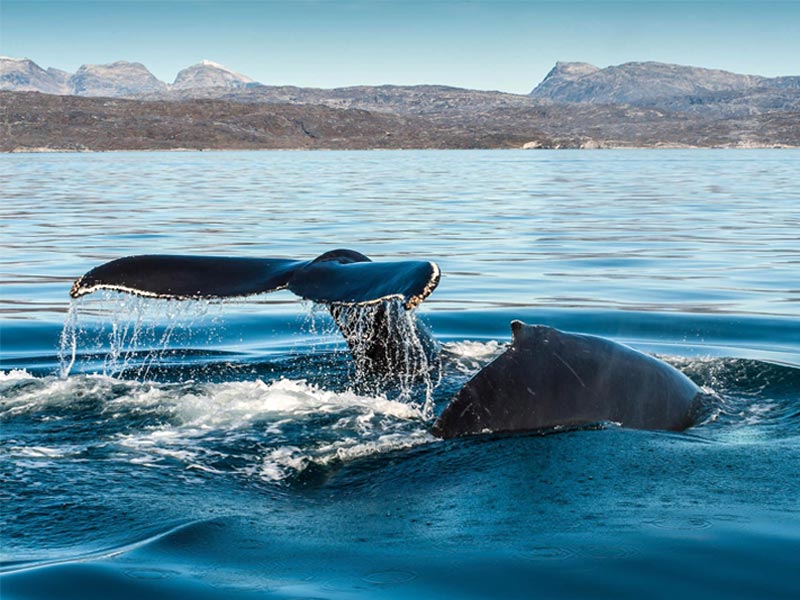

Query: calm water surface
[1,150,799,599]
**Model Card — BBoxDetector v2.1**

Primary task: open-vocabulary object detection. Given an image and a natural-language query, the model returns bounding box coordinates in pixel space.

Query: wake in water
[3,351,797,488]
[0,370,433,485]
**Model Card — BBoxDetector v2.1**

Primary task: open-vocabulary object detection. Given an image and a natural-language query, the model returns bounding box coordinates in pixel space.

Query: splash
[55,292,441,419]
[441,340,506,374]
[326,299,441,418]
[1,372,433,483]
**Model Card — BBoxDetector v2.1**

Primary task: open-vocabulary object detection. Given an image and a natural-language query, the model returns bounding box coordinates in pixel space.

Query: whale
[69,249,440,376]
[432,320,703,439]
[70,252,706,434]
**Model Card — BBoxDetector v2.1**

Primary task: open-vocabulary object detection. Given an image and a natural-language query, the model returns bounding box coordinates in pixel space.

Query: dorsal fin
[510,320,527,342]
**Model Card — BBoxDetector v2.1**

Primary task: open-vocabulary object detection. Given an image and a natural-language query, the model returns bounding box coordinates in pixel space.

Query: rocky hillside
[68,61,168,97]
[0,56,67,94]
[157,62,800,121]
[3,90,797,152]
[0,91,555,152]
[173,60,256,90]
[163,84,540,122]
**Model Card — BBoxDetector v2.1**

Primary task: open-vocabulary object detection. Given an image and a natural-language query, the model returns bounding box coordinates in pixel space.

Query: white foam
[442,340,506,373]
[101,377,430,481]
[8,445,68,458]
[0,369,35,382]
[2,372,432,482]
[443,340,503,360]
[0,373,117,417]
[167,378,422,428]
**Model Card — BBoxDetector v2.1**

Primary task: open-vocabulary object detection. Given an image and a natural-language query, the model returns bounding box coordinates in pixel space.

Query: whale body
[69,253,706,428]
[433,321,702,439]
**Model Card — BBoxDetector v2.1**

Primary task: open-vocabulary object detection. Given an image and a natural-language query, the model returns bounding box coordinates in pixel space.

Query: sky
[1,1,799,94]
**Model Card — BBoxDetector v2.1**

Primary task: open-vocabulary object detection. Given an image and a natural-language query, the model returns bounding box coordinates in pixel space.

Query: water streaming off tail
[328,300,441,418]
[56,293,441,419]
[57,292,225,379]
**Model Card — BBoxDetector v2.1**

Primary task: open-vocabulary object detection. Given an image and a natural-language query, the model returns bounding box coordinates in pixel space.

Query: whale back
[432,321,700,439]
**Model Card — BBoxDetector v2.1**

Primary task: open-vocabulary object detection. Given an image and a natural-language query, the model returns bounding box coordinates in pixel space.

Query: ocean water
[1,149,798,599]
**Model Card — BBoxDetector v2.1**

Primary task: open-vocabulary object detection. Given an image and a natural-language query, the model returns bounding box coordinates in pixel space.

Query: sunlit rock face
[68,61,168,97]
[172,60,256,91]
[530,60,766,104]
[0,56,68,94]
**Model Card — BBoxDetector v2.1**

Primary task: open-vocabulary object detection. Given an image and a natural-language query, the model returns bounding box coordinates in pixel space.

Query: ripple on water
[517,546,576,561]
[361,570,418,585]
[646,517,713,531]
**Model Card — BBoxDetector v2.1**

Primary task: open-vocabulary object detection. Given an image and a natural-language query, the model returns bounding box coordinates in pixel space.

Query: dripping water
[56,293,440,419]
[56,291,224,380]
[57,301,78,378]
[326,300,441,418]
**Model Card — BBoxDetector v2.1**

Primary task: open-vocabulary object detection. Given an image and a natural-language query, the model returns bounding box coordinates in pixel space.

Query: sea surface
[1,149,798,599]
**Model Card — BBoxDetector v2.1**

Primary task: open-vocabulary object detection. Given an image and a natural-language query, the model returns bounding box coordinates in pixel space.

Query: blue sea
[1,149,798,599]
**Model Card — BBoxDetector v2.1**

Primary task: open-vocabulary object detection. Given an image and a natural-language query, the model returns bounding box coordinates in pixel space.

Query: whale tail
[70,249,440,310]
[69,249,441,376]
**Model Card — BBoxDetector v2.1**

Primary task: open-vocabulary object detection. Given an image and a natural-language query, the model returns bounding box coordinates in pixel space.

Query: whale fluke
[69,249,440,310]
[69,249,441,377]
[70,255,304,300]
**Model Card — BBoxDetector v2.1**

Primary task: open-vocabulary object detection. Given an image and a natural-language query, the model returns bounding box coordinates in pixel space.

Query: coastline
[5,143,799,154]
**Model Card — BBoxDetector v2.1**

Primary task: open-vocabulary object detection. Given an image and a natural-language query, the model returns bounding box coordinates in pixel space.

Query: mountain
[527,62,600,100]
[172,60,256,90]
[0,56,68,94]
[1,56,798,150]
[46,67,71,89]
[68,61,168,97]
[530,61,768,104]
[0,57,257,96]
[3,56,798,118]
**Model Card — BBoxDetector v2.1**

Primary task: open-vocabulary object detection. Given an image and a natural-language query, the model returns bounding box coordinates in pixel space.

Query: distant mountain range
[2,56,799,151]
[0,57,257,96]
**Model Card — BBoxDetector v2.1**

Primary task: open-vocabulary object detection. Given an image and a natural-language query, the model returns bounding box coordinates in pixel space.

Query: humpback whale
[432,321,702,438]
[70,249,440,376]
[70,251,704,434]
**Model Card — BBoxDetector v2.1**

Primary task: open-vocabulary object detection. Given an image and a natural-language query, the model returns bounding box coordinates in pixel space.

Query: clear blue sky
[2,1,798,93]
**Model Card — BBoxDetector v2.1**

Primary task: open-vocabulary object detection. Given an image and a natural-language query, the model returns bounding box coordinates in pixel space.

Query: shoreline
[5,144,799,154]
